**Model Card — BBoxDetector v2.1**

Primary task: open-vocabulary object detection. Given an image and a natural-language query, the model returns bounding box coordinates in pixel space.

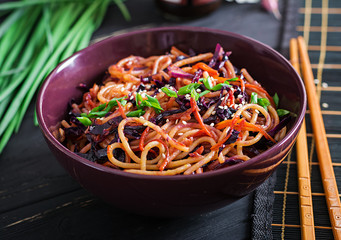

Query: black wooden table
[0,1,291,239]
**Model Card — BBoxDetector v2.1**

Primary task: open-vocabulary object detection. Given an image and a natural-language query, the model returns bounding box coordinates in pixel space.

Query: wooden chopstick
[297,36,341,239]
[290,38,315,240]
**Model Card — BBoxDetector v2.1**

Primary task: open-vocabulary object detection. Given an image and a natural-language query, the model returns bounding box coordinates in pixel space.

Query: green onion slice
[161,87,178,98]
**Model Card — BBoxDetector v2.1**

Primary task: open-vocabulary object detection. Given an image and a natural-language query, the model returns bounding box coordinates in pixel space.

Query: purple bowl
[36,26,306,217]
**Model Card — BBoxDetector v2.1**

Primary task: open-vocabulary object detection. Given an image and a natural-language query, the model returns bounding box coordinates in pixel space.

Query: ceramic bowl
[37,26,306,217]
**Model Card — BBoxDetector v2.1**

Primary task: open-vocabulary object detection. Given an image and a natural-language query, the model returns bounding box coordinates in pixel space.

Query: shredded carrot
[211,129,233,151]
[211,116,240,150]
[192,129,208,138]
[192,62,219,77]
[148,139,170,171]
[215,119,233,129]
[189,146,204,157]
[166,97,176,110]
[235,119,246,132]
[190,98,213,137]
[212,118,275,150]
[116,100,126,119]
[139,127,150,151]
[243,122,276,143]
[215,76,228,83]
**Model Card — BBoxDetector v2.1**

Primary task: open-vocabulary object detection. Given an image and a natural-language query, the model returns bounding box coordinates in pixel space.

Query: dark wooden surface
[0,1,287,239]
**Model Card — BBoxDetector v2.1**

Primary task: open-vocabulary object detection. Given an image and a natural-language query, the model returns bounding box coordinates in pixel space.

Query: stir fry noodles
[55,44,291,175]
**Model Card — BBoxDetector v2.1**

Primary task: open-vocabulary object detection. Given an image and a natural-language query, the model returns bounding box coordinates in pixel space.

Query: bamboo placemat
[272,0,341,239]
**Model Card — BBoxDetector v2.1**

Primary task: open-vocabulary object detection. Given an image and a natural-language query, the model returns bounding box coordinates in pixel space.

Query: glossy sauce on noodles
[55,44,291,175]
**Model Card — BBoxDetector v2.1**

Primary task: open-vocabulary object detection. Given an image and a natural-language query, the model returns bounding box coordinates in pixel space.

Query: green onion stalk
[0,0,130,154]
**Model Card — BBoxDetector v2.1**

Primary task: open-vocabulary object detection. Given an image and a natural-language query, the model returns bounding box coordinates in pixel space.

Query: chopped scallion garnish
[277,109,290,116]
[76,116,92,126]
[161,87,178,98]
[178,83,201,95]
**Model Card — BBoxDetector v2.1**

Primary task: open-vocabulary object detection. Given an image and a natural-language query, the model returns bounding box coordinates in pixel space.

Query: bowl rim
[36,26,306,181]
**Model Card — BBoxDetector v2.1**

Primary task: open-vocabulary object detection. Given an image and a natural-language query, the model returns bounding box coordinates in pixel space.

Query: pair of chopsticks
[290,36,341,240]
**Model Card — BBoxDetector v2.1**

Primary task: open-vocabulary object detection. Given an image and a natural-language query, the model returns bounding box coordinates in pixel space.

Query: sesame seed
[143,122,148,126]
[139,116,145,119]
[182,120,187,125]
[210,123,214,127]
[237,94,243,99]
[231,113,235,117]
[224,106,228,109]
[314,79,319,84]
[196,89,202,93]
[178,132,183,136]
[255,110,260,113]
[130,96,134,100]
[162,153,166,158]
[175,119,179,124]
[121,87,125,92]
[158,89,162,92]
[322,82,328,88]
[166,119,169,122]
[218,106,224,109]
[224,117,227,120]
[322,102,329,108]
[212,111,216,115]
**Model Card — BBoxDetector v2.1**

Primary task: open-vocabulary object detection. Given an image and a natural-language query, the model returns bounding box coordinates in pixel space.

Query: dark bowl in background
[36,26,306,217]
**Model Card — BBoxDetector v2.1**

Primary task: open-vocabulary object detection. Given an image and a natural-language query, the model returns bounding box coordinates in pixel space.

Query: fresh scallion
[126,109,146,117]
[250,92,258,104]
[190,88,199,101]
[76,116,92,126]
[161,87,178,98]
[177,83,201,95]
[273,93,279,108]
[257,98,271,111]
[0,0,130,154]
[277,109,290,117]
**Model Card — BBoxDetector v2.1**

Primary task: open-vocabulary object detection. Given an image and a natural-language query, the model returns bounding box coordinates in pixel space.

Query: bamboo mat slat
[272,0,341,239]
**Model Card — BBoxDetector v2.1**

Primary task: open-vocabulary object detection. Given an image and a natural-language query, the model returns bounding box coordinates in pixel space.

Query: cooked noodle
[57,44,291,175]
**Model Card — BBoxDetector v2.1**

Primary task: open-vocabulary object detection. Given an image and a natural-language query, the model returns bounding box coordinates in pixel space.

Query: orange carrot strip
[166,97,176,110]
[243,122,276,143]
[215,76,228,83]
[195,146,204,155]
[139,127,150,151]
[149,139,170,171]
[116,100,126,119]
[190,98,213,137]
[215,118,245,130]
[211,130,233,151]
[215,119,233,130]
[192,129,207,138]
[192,62,219,77]
[211,116,240,150]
